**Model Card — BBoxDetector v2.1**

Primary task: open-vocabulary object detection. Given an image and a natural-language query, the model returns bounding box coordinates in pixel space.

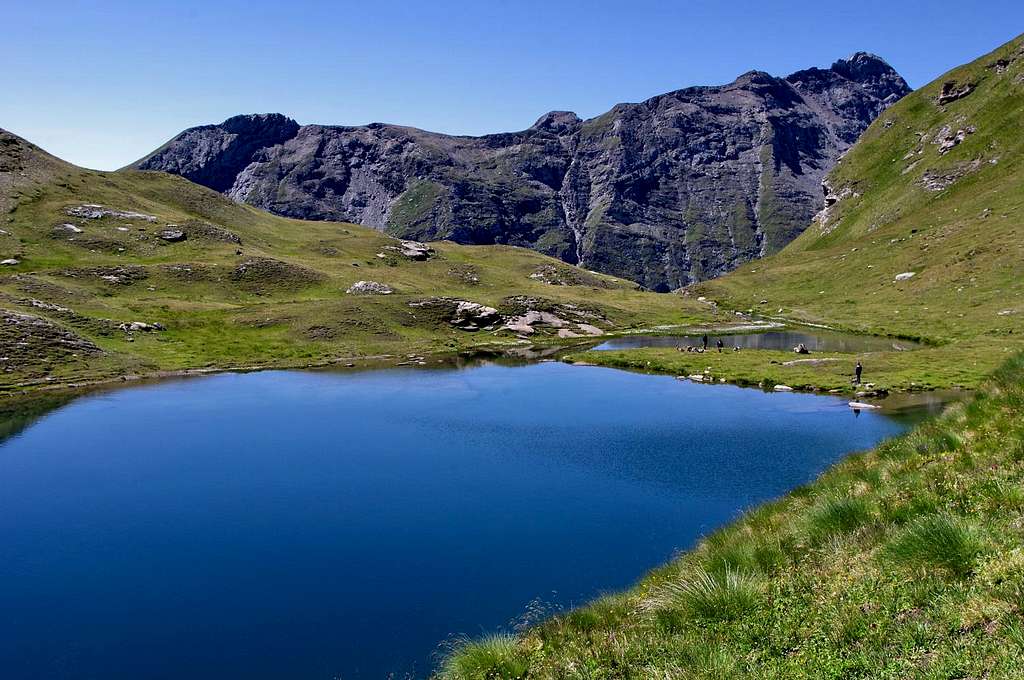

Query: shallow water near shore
[594,329,922,353]
[1,362,924,678]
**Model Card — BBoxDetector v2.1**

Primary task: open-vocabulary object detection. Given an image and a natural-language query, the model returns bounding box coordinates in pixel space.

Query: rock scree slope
[132,54,909,291]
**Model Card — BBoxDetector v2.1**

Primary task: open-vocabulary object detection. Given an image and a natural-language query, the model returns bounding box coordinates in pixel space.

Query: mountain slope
[439,35,1024,680]
[0,129,713,393]
[695,34,1024,344]
[132,54,909,291]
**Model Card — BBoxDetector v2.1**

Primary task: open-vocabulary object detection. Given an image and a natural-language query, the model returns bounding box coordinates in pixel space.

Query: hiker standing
[702,333,709,351]
[854,361,863,385]
[716,338,724,353]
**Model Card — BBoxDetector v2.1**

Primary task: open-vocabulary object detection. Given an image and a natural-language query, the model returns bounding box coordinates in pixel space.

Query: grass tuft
[806,495,874,541]
[882,515,986,578]
[655,567,759,621]
[440,634,528,680]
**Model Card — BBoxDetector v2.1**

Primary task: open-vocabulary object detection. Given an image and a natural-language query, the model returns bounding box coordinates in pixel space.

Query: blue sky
[4,0,1022,170]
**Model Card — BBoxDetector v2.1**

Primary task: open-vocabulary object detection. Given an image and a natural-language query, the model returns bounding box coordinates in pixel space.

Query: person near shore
[717,338,724,353]
[855,361,863,384]
[702,334,709,350]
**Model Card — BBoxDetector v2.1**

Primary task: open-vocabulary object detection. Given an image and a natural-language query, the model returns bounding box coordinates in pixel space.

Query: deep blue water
[0,362,911,679]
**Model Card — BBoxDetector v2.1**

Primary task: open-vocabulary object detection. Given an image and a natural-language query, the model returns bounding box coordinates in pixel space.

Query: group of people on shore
[676,334,866,384]
[677,334,737,354]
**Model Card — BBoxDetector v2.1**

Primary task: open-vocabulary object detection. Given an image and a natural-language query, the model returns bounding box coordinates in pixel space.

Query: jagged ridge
[133,54,910,290]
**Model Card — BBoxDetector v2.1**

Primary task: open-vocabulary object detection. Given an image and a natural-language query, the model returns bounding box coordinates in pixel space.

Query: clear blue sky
[4,0,1022,170]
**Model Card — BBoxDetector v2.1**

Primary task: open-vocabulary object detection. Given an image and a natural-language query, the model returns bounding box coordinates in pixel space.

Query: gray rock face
[134,54,909,290]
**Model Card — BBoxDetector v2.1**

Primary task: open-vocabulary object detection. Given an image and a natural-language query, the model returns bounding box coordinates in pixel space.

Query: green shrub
[882,515,986,578]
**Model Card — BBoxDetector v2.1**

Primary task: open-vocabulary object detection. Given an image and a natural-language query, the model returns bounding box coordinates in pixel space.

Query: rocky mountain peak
[531,110,581,133]
[829,52,911,100]
[218,113,300,137]
[132,53,911,291]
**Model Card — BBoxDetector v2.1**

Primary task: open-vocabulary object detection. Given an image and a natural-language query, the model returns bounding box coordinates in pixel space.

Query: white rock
[1,258,19,265]
[346,280,393,295]
[773,385,794,392]
[894,272,916,282]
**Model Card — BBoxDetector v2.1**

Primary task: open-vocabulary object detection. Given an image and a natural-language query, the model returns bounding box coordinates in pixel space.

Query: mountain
[694,34,1024,345]
[0,129,707,393]
[132,54,909,290]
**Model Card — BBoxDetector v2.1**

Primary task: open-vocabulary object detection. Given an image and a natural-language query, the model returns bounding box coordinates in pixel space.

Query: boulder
[346,280,393,295]
[450,300,500,329]
[158,228,186,242]
[894,272,916,282]
[1,258,19,265]
[53,223,84,235]
[118,321,165,333]
[408,297,501,331]
[389,240,433,260]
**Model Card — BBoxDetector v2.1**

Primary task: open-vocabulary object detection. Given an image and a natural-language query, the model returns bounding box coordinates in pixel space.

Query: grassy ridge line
[441,352,1024,679]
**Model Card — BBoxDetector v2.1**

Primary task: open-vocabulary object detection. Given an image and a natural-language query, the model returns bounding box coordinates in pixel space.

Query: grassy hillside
[696,34,1024,343]
[440,35,1024,679]
[0,130,713,394]
[443,353,1024,680]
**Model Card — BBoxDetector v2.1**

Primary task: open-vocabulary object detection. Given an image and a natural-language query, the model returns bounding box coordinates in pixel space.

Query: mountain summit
[133,55,909,290]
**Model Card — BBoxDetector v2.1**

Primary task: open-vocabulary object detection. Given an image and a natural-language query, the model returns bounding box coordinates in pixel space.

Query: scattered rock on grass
[118,321,165,333]
[65,204,157,222]
[529,263,612,288]
[936,80,975,105]
[52,223,84,236]
[407,297,501,331]
[382,240,434,261]
[346,280,393,295]
[158,228,186,242]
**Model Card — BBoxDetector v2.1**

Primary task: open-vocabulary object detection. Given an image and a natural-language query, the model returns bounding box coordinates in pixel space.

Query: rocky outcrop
[408,298,502,331]
[936,80,976,105]
[0,309,104,373]
[381,240,433,261]
[157,228,186,242]
[65,204,157,222]
[134,54,909,290]
[346,280,393,295]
